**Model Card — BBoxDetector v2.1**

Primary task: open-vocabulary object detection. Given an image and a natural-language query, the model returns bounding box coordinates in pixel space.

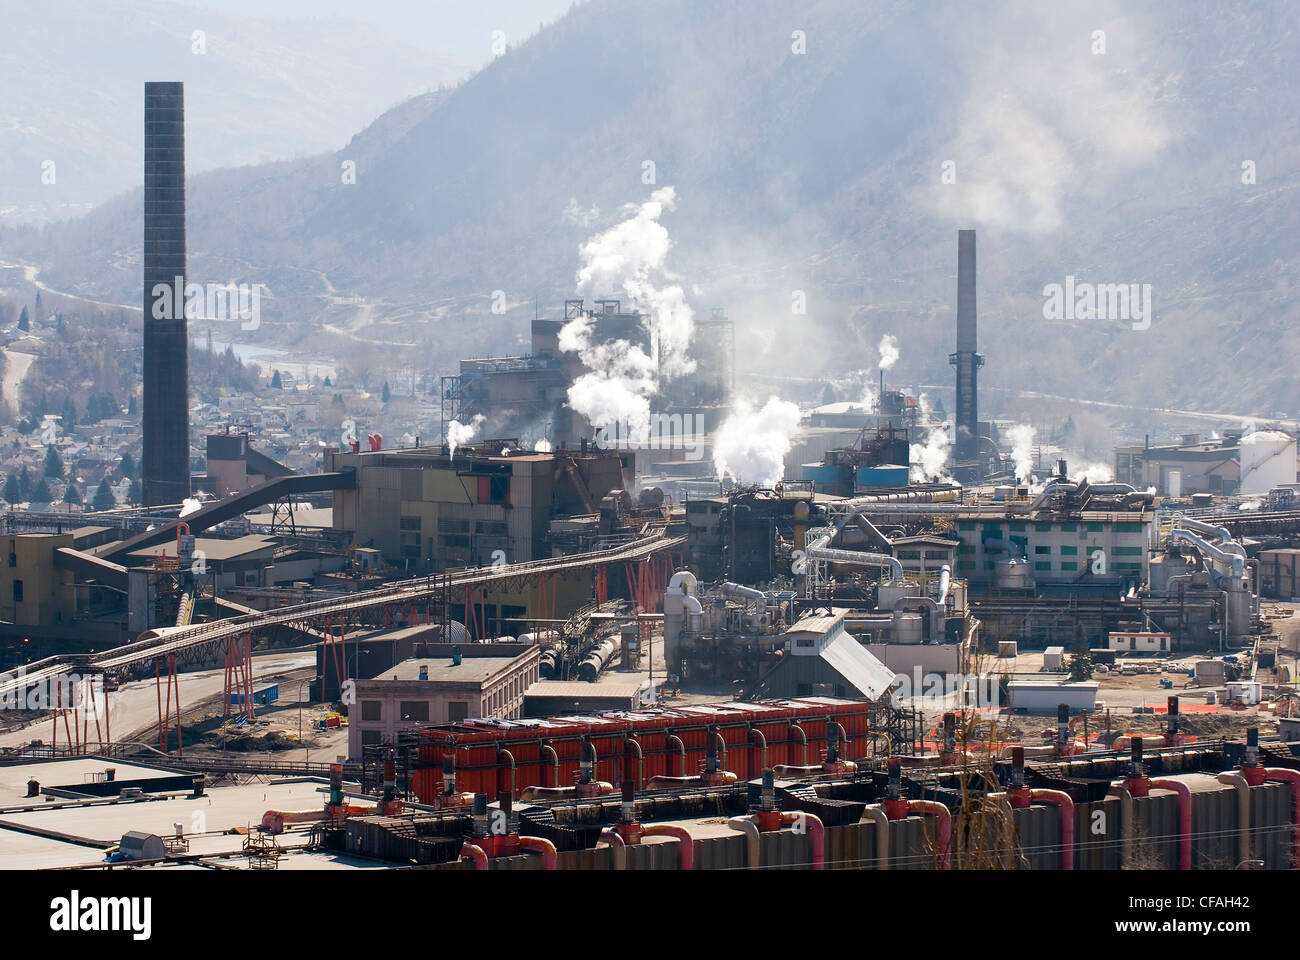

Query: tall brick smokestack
[142,81,191,506]
[948,229,983,462]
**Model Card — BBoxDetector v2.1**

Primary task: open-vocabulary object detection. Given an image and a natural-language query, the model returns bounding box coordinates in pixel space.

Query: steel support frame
[156,652,183,755]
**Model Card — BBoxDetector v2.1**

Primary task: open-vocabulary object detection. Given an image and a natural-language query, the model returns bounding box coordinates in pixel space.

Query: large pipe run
[1029,789,1074,871]
[1148,779,1193,870]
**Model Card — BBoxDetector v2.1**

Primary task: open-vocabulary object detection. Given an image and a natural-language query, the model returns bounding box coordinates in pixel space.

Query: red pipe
[460,841,489,870]
[906,800,951,870]
[641,824,694,870]
[1148,779,1193,870]
[518,835,558,870]
[780,811,824,870]
[1030,789,1075,871]
[1264,768,1300,869]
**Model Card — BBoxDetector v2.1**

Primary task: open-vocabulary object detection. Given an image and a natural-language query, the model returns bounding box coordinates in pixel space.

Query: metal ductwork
[804,541,904,580]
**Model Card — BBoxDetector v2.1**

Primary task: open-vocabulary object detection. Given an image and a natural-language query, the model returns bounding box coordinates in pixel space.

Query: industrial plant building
[325,441,633,571]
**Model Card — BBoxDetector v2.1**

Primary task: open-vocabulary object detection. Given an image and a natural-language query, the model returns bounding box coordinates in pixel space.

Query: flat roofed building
[348,643,540,758]
[948,509,1152,586]
[326,445,631,571]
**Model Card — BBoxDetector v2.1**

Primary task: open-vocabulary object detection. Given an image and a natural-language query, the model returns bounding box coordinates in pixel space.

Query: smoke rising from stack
[1007,423,1036,482]
[560,187,695,440]
[446,414,484,460]
[712,397,803,487]
[877,334,899,371]
[910,426,952,482]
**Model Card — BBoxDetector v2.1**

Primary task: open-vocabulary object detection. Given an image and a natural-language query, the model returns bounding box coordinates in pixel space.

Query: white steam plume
[878,334,899,371]
[1069,461,1114,483]
[910,426,952,482]
[447,414,485,461]
[561,186,695,439]
[1007,424,1036,483]
[533,438,553,453]
[713,397,804,487]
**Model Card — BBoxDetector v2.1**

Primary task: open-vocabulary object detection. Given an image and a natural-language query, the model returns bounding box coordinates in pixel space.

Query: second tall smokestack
[142,81,191,507]
[950,229,982,462]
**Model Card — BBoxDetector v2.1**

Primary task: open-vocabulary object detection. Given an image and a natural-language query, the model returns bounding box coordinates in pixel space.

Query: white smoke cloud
[713,397,804,487]
[878,334,899,371]
[1070,461,1114,483]
[1006,424,1036,483]
[910,425,952,482]
[447,414,485,461]
[179,497,203,519]
[560,186,696,438]
[533,438,553,453]
[926,3,1177,235]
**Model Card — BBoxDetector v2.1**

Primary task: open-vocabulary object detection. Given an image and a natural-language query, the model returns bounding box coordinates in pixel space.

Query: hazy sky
[166,0,580,59]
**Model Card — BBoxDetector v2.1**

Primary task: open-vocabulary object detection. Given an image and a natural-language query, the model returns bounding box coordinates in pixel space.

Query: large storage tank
[1239,430,1297,495]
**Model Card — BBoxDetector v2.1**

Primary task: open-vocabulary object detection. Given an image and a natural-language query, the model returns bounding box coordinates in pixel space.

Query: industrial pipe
[1169,529,1246,579]
[666,733,687,776]
[906,800,952,870]
[460,840,489,871]
[861,804,889,870]
[1106,781,1135,860]
[789,723,808,764]
[518,835,558,870]
[646,772,738,789]
[599,827,627,870]
[720,582,769,615]
[803,543,904,580]
[1264,769,1300,869]
[623,736,643,789]
[260,803,374,834]
[1217,771,1252,865]
[497,748,516,800]
[829,511,893,553]
[641,824,695,870]
[667,570,698,594]
[781,811,825,870]
[517,782,615,802]
[711,728,728,772]
[749,727,767,773]
[727,816,761,870]
[540,742,560,788]
[1148,779,1193,870]
[1029,789,1074,871]
[935,564,951,606]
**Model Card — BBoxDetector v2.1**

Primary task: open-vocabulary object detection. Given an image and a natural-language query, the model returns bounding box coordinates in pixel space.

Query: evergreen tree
[17,306,29,332]
[270,370,283,389]
[118,451,136,478]
[17,467,31,500]
[62,482,82,506]
[323,376,331,387]
[381,381,391,403]
[92,480,116,512]
[3,474,19,503]
[128,396,137,417]
[60,395,76,428]
[128,478,141,505]
[31,477,52,503]
[44,445,64,479]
